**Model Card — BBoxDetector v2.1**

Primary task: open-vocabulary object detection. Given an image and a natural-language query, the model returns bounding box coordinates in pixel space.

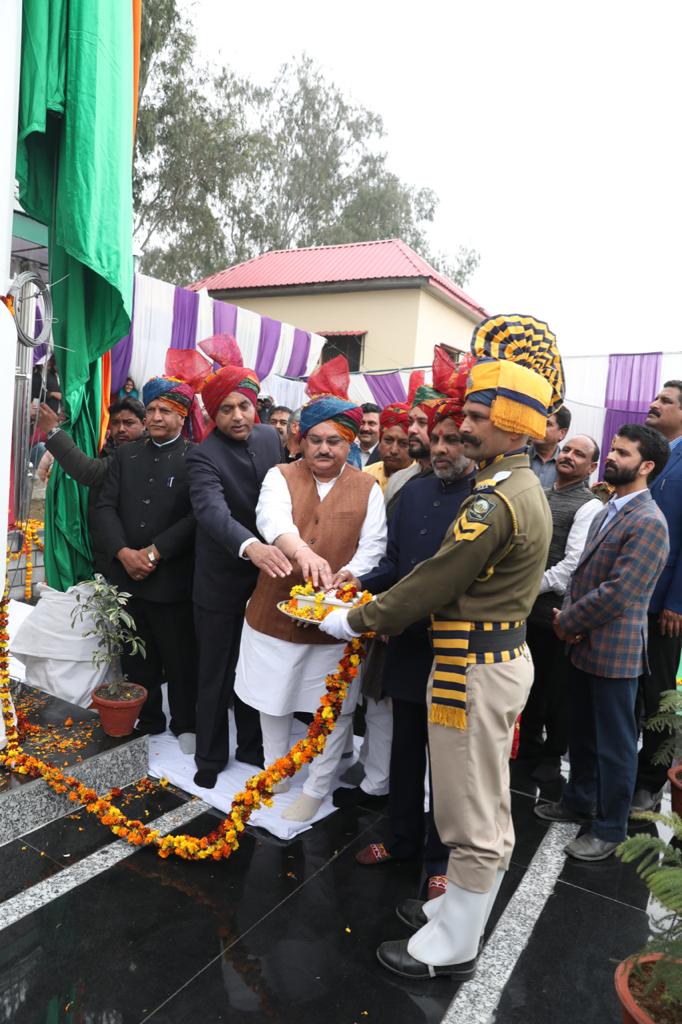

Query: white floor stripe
[0,798,210,933]
[442,822,579,1024]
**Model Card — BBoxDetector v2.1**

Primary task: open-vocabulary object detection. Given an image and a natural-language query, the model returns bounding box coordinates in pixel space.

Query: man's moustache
[459,432,481,447]
[647,409,660,417]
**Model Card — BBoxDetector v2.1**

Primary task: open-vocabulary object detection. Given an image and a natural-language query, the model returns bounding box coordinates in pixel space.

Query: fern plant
[616,686,682,1013]
[70,574,146,699]
[645,687,682,768]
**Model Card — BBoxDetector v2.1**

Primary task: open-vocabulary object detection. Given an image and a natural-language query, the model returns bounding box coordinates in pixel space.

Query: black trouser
[520,621,571,764]
[386,698,448,875]
[194,605,263,772]
[120,598,197,735]
[636,615,682,793]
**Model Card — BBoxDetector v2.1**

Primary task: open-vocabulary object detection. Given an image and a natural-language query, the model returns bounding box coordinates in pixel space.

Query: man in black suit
[37,397,146,574]
[97,377,198,751]
[189,363,290,789]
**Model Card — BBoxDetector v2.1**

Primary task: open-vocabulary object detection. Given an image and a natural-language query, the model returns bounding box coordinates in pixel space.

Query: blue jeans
[564,667,638,842]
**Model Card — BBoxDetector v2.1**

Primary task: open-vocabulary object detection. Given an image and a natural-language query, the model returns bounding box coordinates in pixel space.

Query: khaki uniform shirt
[348,451,552,636]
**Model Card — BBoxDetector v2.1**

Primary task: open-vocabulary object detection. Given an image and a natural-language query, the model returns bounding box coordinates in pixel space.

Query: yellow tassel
[491,394,547,441]
[429,704,467,730]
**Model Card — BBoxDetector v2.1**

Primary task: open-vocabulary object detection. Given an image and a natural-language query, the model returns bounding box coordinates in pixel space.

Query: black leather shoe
[564,833,619,861]
[332,785,387,809]
[376,939,477,980]
[533,800,593,823]
[396,898,427,930]
[630,788,663,813]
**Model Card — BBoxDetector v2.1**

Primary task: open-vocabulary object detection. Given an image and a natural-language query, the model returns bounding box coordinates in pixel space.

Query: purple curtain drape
[255,316,281,380]
[213,299,238,337]
[109,275,137,393]
[599,352,662,475]
[364,371,407,408]
[285,329,311,377]
[170,287,199,350]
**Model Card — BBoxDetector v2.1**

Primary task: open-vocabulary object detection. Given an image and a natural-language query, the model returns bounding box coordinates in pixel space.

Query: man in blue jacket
[632,381,682,810]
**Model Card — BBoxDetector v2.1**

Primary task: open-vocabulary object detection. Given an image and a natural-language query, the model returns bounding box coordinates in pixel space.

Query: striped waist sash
[430,619,526,730]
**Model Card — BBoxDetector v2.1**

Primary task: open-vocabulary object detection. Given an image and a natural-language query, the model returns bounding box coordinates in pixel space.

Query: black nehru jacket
[187,424,283,612]
[96,435,195,603]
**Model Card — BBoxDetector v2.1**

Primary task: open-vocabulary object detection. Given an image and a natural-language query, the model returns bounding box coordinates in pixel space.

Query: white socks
[177,732,196,756]
[281,793,322,821]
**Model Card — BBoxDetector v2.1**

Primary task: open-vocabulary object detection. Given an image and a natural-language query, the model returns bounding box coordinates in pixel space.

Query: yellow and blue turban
[299,396,363,442]
[465,315,565,441]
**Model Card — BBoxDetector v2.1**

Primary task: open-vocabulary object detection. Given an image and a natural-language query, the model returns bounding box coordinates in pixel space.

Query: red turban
[202,366,260,421]
[380,402,409,431]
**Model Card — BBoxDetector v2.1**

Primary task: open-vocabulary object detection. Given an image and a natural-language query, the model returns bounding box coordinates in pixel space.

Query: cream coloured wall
[413,289,477,365]
[214,288,423,371]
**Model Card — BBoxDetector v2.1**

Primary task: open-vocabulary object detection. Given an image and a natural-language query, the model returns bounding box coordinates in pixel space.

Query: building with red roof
[190,238,486,372]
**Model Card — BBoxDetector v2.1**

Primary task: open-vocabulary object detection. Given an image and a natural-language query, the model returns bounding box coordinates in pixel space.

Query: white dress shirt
[538,497,603,596]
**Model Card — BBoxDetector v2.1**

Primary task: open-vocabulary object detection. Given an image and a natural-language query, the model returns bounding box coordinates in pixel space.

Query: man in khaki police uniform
[321,314,563,980]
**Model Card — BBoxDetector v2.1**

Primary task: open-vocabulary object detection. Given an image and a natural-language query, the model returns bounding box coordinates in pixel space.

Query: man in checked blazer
[535,424,670,861]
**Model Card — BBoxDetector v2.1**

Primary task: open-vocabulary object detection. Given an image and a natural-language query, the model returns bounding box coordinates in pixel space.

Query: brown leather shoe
[355,842,393,866]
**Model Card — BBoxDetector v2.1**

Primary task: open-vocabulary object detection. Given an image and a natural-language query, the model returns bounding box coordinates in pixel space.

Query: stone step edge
[0,734,150,847]
[0,797,210,934]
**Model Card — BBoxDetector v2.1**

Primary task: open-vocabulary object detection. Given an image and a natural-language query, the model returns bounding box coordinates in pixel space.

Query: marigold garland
[0,577,370,862]
[8,519,44,600]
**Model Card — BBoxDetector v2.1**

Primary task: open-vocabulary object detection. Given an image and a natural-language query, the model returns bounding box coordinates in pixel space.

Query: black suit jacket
[187,424,283,612]
[96,436,195,603]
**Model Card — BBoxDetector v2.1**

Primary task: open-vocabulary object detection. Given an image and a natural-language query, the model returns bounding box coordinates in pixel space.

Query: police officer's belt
[429,619,526,730]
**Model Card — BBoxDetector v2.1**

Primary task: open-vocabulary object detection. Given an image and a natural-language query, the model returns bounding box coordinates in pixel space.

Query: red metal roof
[190,239,486,318]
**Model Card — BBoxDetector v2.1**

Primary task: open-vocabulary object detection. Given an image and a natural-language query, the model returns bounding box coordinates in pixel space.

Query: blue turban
[299,396,363,441]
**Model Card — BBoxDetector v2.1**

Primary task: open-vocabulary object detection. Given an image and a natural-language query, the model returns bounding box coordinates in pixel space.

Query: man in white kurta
[234,396,386,821]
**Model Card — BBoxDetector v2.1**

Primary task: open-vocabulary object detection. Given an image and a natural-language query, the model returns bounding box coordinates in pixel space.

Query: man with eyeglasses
[234,387,387,824]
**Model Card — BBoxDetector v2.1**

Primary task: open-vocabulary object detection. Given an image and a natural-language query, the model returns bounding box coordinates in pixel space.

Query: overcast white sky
[187,0,681,358]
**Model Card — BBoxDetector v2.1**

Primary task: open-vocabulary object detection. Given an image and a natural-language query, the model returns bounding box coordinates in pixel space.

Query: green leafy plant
[70,575,146,699]
[617,687,682,1015]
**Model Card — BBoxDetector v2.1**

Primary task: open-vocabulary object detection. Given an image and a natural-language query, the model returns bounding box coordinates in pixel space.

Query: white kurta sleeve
[343,482,388,578]
[255,467,301,545]
[539,498,603,595]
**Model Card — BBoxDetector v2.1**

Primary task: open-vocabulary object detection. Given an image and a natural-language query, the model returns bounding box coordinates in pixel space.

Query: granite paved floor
[0,758,658,1023]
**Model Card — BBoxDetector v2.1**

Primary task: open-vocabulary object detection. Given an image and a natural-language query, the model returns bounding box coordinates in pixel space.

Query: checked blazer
[559,490,669,678]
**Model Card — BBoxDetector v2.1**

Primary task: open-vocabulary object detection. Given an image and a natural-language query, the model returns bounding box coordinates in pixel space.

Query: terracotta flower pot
[614,953,682,1024]
[92,684,147,737]
[668,765,682,818]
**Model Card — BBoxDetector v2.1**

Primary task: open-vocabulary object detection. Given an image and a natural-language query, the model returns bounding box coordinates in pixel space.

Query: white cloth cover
[10,583,115,708]
[195,288,214,346]
[235,306,262,370]
[127,273,176,392]
[148,716,345,840]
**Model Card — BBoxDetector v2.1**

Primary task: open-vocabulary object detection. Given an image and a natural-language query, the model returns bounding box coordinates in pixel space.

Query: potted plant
[70,575,147,737]
[614,687,682,1023]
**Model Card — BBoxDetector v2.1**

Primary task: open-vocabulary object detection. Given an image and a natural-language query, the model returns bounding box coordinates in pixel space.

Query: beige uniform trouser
[428,644,534,893]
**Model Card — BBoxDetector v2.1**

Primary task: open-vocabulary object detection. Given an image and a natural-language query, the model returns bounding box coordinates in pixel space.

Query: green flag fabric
[16,0,134,589]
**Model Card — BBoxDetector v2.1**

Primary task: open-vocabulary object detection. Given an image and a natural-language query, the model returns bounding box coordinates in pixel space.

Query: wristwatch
[46,426,61,440]
[147,548,157,565]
